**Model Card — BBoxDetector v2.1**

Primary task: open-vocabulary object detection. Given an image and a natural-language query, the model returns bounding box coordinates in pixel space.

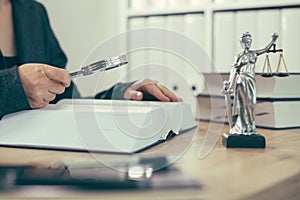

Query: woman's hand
[18,64,71,109]
[124,79,182,102]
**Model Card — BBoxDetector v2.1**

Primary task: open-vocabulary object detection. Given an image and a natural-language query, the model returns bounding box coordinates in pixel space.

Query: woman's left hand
[124,79,182,102]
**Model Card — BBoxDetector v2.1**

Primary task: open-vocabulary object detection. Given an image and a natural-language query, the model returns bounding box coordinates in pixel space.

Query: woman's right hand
[18,64,71,109]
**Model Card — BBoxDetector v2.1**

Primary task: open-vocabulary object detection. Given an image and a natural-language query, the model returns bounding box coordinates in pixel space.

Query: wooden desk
[0,122,299,200]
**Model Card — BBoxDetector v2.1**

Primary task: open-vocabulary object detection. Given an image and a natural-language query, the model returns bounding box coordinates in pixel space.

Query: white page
[0,100,196,153]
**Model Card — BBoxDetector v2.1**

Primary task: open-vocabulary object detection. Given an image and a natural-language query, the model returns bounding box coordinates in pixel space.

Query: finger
[125,89,143,101]
[157,84,181,102]
[43,65,71,87]
[131,79,158,90]
[145,84,171,102]
[43,92,56,103]
[42,98,49,103]
[28,99,48,109]
[48,81,66,95]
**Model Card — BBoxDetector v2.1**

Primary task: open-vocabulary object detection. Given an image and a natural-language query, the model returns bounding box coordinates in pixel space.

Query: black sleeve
[0,66,30,117]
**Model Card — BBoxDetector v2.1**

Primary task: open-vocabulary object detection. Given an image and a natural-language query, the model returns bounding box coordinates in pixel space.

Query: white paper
[0,100,196,153]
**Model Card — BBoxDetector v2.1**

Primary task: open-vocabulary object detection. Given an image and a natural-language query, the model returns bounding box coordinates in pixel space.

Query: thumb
[127,90,143,101]
[43,65,71,87]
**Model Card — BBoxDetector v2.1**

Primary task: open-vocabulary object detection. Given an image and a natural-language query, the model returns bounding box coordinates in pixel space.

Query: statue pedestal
[222,133,266,148]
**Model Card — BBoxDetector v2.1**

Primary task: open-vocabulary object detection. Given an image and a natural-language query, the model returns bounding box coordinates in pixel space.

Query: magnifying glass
[69,55,128,78]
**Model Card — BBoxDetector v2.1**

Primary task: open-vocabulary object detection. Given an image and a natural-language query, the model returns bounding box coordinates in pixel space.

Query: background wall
[38,0,126,96]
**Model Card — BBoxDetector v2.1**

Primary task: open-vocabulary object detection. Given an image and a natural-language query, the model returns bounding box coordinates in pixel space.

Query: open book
[0,99,196,153]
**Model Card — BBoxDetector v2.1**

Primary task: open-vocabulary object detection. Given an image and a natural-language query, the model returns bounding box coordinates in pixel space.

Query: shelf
[127,0,300,18]
[125,0,300,73]
[127,7,205,18]
[212,0,300,12]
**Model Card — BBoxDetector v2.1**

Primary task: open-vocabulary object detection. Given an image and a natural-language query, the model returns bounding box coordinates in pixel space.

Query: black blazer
[0,0,67,116]
[0,0,132,116]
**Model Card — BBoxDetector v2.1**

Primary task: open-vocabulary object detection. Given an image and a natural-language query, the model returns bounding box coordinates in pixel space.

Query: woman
[0,0,180,117]
[222,32,278,135]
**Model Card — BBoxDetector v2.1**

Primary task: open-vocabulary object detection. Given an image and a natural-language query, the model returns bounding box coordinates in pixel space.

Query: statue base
[222,133,266,148]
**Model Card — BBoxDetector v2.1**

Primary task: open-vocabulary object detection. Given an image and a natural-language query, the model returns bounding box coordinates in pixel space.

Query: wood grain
[0,122,299,200]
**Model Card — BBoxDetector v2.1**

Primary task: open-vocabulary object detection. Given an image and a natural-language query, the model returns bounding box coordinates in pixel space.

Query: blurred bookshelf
[122,0,300,118]
[126,0,300,74]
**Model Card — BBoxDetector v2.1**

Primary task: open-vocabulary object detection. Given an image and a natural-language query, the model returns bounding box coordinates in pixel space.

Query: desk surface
[0,122,299,200]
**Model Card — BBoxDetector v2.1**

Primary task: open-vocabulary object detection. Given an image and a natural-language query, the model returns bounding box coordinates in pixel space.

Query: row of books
[197,73,300,129]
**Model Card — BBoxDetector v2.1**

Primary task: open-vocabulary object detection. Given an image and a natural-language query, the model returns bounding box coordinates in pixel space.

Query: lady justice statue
[221,32,278,148]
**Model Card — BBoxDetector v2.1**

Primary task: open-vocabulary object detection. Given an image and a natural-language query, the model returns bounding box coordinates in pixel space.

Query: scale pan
[261,73,274,78]
[275,73,289,77]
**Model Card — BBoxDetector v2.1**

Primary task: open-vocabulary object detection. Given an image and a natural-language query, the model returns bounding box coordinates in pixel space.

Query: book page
[0,99,196,153]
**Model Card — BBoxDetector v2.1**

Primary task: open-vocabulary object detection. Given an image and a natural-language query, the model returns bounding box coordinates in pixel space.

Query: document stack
[197,73,300,129]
